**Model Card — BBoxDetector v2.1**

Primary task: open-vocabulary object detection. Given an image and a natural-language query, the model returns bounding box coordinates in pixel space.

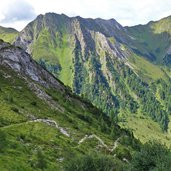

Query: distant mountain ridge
[126,15,171,64]
[14,13,131,59]
[0,26,18,43]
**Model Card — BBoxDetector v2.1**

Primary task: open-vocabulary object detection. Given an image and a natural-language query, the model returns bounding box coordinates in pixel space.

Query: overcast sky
[0,0,171,31]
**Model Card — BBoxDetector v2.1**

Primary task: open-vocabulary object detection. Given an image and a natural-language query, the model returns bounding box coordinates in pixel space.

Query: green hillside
[126,16,171,64]
[0,41,141,170]
[0,26,18,43]
[1,40,171,170]
[1,12,171,169]
[128,54,166,82]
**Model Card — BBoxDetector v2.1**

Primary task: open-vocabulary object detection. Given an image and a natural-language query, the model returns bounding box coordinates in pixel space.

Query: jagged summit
[14,12,131,53]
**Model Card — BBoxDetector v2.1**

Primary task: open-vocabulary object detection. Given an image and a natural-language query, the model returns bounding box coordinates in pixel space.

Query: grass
[108,37,116,45]
[127,17,171,64]
[32,29,74,87]
[32,29,58,62]
[128,54,167,82]
[0,64,135,170]
[0,27,18,43]
[54,33,74,87]
[119,114,171,147]
[0,122,68,170]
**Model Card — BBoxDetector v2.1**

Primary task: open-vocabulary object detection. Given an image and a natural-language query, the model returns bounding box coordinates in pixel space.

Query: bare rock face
[0,40,64,91]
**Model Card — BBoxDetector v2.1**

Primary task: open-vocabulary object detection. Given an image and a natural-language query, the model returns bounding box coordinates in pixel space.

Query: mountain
[14,13,132,87]
[0,26,18,43]
[1,13,171,170]
[0,40,171,171]
[13,13,171,139]
[0,39,142,170]
[126,16,171,65]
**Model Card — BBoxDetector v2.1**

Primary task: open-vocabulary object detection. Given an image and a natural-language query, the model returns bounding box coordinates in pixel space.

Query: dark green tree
[130,141,171,171]
[36,150,47,170]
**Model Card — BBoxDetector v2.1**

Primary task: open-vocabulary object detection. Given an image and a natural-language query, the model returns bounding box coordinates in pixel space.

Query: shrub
[11,107,19,113]
[36,150,47,170]
[31,101,37,106]
[130,141,171,171]
[64,153,125,171]
[5,95,14,103]
[0,130,9,153]
[115,146,132,161]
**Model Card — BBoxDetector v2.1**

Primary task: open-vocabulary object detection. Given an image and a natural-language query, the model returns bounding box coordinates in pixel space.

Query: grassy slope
[0,26,18,43]
[32,29,74,87]
[121,54,171,147]
[127,16,171,64]
[0,64,136,170]
[54,33,74,87]
[151,16,171,35]
[125,54,171,145]
[128,54,167,82]
[122,17,171,145]
[119,114,171,147]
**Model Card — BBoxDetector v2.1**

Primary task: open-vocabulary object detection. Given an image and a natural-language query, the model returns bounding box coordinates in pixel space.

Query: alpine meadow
[1,1,171,171]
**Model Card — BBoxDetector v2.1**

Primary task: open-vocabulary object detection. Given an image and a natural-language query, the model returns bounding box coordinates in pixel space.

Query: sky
[0,0,171,31]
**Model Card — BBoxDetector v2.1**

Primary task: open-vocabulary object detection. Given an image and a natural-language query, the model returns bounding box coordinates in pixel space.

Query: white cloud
[0,0,171,30]
[0,0,36,30]
[1,0,36,23]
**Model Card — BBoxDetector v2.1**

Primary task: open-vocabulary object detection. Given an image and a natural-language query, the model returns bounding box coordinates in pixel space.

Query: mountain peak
[14,12,132,55]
